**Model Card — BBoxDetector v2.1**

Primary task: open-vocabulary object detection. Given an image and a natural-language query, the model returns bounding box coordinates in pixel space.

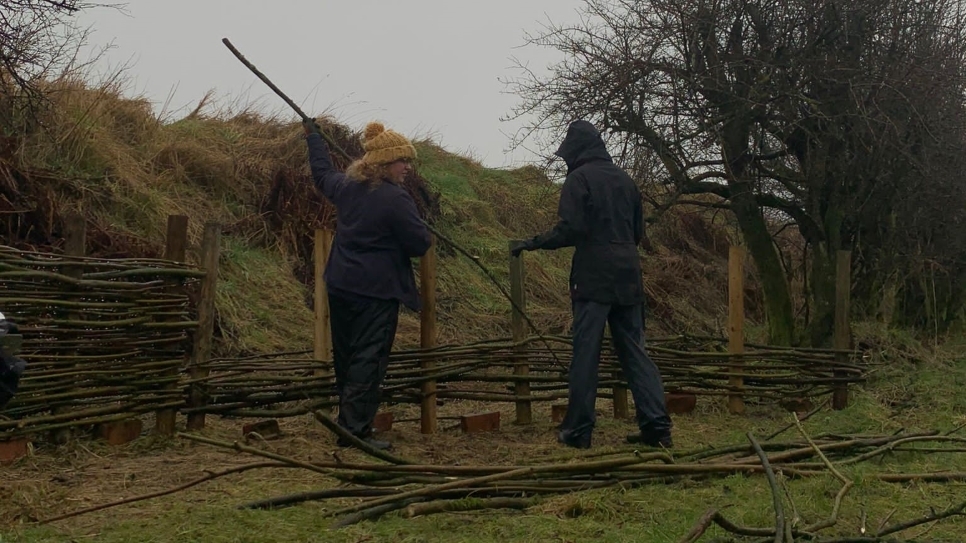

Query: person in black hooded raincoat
[511,120,673,449]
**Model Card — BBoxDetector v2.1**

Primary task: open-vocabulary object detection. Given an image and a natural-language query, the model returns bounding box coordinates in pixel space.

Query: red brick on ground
[373,412,394,432]
[460,411,501,433]
[97,418,143,446]
[0,437,29,464]
[665,393,697,414]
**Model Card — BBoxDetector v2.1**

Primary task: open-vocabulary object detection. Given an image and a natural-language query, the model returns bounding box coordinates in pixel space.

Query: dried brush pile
[0,78,441,352]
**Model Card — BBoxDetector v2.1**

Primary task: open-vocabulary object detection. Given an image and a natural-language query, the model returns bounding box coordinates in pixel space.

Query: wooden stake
[832,250,852,410]
[185,223,220,431]
[613,310,630,418]
[420,237,438,434]
[613,386,630,420]
[313,229,334,374]
[508,241,532,425]
[53,213,86,444]
[728,246,746,415]
[155,215,189,436]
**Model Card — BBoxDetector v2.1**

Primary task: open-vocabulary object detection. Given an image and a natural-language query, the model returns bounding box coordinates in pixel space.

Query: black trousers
[559,300,672,445]
[328,292,399,438]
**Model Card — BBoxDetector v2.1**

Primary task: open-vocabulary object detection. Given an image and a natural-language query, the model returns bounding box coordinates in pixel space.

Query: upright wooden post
[185,223,220,431]
[419,237,438,434]
[613,317,630,418]
[613,384,630,419]
[832,250,852,410]
[155,215,189,435]
[728,246,746,415]
[313,229,334,373]
[508,240,532,425]
[53,213,86,443]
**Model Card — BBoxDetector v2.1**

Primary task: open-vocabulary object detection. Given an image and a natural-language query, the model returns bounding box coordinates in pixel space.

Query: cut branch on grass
[239,488,400,511]
[38,461,290,524]
[330,498,427,529]
[875,498,966,538]
[794,412,854,534]
[678,507,729,543]
[312,410,413,465]
[328,466,537,527]
[402,497,539,519]
[175,432,332,477]
[747,432,785,543]
[764,399,828,441]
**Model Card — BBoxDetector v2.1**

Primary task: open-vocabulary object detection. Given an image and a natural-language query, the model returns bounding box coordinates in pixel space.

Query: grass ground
[4,334,965,543]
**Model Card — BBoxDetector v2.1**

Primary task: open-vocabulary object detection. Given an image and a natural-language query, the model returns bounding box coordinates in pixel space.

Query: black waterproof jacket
[306,133,431,311]
[528,120,645,305]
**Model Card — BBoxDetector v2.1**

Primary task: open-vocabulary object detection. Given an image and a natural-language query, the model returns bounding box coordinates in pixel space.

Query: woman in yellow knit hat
[303,119,431,451]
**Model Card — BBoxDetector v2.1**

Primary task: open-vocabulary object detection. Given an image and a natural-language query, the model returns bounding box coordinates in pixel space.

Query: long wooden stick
[747,432,785,543]
[39,462,289,523]
[221,38,351,158]
[313,411,413,465]
[219,38,567,369]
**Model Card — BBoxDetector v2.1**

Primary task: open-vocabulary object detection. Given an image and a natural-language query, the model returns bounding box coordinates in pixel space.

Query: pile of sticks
[0,245,204,436]
[198,413,966,541]
[187,336,864,418]
[40,411,965,542]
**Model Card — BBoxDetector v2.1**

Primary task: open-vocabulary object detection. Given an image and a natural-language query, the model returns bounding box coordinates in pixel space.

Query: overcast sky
[73,1,586,168]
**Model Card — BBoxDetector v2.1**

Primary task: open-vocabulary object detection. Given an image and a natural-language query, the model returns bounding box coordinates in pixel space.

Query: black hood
[554,120,612,172]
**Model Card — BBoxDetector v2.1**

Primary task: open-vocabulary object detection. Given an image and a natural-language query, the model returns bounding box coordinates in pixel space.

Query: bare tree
[0,0,109,120]
[506,0,966,345]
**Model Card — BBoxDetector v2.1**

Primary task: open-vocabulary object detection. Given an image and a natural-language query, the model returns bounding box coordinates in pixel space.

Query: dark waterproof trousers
[328,291,399,438]
[558,300,672,446]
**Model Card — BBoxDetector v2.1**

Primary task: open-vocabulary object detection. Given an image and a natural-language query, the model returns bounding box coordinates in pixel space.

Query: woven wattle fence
[0,231,866,440]
[183,336,864,419]
[0,245,204,437]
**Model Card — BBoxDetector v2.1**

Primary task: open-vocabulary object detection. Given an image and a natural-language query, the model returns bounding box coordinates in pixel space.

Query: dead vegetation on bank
[0,77,770,355]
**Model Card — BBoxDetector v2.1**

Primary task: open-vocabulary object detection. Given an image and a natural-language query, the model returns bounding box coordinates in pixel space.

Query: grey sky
[74,0,586,168]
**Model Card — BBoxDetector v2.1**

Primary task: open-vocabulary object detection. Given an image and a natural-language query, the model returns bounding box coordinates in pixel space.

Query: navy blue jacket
[306,133,431,310]
[527,120,645,305]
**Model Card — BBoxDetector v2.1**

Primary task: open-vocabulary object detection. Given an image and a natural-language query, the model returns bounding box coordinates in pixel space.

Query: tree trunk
[807,242,837,347]
[806,186,846,347]
[729,180,796,346]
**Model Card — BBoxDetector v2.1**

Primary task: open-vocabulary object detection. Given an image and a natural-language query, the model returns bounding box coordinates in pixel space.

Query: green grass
[215,238,314,353]
[6,343,966,542]
[412,140,574,340]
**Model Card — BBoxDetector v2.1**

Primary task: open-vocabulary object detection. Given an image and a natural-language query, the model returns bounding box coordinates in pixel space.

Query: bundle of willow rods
[0,245,205,437]
[188,335,865,418]
[170,421,966,538]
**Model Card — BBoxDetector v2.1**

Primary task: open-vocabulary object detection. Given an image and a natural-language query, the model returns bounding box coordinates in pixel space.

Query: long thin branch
[678,507,727,543]
[747,432,786,543]
[327,466,537,522]
[794,412,854,534]
[313,410,413,465]
[176,432,332,476]
[876,498,966,538]
[39,461,290,523]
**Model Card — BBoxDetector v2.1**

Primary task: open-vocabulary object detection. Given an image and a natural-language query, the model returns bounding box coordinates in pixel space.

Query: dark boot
[626,431,673,448]
[557,430,591,449]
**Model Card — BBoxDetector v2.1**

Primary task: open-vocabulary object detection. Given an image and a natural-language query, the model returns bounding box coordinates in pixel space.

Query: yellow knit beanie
[361,122,417,165]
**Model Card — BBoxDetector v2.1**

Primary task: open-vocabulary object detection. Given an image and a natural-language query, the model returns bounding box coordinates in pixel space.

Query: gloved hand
[510,239,536,257]
[302,118,321,136]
